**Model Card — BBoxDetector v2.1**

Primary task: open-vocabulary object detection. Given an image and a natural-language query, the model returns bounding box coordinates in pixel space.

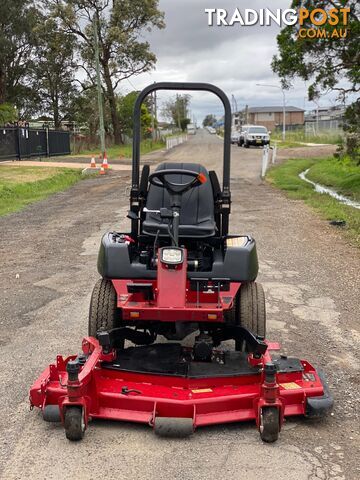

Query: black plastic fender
[306,370,334,418]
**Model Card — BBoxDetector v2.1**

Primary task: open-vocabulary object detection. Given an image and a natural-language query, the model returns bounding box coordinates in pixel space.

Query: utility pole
[256,83,286,141]
[281,89,286,142]
[93,15,106,157]
[231,94,238,114]
[245,104,248,124]
[314,99,320,134]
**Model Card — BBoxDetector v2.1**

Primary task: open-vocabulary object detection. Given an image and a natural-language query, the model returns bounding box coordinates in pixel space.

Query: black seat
[142,162,217,238]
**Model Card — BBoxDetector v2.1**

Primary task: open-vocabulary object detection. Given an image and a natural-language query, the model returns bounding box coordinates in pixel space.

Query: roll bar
[132,82,231,194]
[130,82,232,238]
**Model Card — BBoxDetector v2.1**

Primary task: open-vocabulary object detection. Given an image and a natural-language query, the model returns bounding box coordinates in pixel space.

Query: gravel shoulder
[0,131,359,480]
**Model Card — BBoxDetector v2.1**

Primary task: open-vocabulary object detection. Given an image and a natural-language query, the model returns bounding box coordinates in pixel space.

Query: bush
[341,100,360,165]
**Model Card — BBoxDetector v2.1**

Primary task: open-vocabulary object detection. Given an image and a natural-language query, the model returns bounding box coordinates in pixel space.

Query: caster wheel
[64,406,86,441]
[259,407,279,443]
[43,405,61,423]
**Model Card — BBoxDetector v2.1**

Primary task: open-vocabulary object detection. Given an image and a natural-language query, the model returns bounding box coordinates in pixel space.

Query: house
[246,106,305,131]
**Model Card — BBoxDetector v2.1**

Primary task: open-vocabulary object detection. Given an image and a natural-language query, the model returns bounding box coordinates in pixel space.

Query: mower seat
[142,162,217,238]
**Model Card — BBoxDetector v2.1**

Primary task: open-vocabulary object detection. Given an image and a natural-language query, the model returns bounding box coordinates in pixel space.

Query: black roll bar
[130,82,232,238]
[132,82,231,194]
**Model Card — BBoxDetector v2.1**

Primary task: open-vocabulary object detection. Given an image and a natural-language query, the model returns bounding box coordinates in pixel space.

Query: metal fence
[0,125,71,161]
[305,119,343,134]
[165,135,188,150]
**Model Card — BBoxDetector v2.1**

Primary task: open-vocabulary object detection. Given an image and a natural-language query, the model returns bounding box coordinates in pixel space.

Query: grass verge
[267,157,360,247]
[0,166,82,216]
[78,139,165,159]
[271,130,343,146]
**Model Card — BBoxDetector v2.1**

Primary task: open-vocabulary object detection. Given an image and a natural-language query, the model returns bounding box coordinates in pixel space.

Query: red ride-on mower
[30,83,333,442]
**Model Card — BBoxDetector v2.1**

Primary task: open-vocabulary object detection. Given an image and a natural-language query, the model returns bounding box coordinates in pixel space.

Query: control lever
[143,207,160,214]
[143,207,175,219]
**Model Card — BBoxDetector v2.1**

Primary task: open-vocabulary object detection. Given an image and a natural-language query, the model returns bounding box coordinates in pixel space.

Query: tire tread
[238,282,266,337]
[88,278,119,337]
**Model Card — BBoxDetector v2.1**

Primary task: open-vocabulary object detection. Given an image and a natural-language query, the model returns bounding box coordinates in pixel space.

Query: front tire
[88,278,121,339]
[64,406,86,441]
[259,407,280,443]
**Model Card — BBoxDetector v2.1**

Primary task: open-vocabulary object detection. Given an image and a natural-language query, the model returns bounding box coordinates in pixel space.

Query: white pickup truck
[242,125,270,148]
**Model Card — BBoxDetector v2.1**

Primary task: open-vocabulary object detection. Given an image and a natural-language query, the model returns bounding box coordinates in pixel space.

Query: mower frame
[29,82,333,442]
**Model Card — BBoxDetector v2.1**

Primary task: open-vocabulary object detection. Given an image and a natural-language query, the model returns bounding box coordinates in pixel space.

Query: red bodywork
[29,336,327,434]
[29,250,330,437]
[113,249,239,323]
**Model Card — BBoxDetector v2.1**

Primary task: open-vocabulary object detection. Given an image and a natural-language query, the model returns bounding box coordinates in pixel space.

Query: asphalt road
[0,129,359,479]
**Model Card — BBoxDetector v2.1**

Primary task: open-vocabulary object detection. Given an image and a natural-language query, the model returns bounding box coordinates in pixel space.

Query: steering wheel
[149,169,206,194]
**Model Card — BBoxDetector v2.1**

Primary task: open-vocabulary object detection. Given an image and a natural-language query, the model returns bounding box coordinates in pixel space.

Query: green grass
[267,157,360,247]
[77,139,165,159]
[307,157,360,202]
[0,166,82,216]
[271,130,343,147]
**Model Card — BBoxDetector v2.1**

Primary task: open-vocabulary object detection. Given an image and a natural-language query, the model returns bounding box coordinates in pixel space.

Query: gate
[0,124,71,161]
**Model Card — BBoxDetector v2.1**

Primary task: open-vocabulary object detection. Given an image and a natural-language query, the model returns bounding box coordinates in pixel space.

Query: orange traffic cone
[102,152,109,169]
[99,165,106,175]
[90,156,96,168]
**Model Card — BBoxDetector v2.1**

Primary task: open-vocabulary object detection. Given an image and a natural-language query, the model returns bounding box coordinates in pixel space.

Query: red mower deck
[29,337,332,442]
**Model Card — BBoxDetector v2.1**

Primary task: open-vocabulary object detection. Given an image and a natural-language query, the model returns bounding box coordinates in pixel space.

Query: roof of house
[247,106,305,113]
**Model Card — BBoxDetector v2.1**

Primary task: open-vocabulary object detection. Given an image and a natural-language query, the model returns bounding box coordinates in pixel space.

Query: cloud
[124,0,347,122]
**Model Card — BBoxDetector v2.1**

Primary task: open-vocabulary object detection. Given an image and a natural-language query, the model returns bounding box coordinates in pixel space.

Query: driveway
[0,129,358,480]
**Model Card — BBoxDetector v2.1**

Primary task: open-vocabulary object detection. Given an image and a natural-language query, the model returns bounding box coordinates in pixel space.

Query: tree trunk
[0,68,6,104]
[53,105,60,129]
[102,63,122,144]
[52,90,60,129]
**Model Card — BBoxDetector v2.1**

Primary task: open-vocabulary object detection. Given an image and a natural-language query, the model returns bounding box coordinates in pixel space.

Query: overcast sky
[122,0,345,123]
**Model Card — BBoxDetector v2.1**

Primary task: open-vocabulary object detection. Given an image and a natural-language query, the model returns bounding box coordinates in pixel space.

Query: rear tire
[88,278,122,342]
[236,282,266,350]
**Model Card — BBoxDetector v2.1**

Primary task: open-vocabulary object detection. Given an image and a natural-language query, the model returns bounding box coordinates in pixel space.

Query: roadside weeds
[0,166,83,216]
[267,157,360,248]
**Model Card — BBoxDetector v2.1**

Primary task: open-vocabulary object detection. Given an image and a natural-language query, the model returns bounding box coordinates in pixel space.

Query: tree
[50,0,165,143]
[203,114,217,127]
[180,118,190,132]
[341,98,360,164]
[0,0,39,114]
[0,103,17,125]
[272,1,359,160]
[272,1,359,100]
[68,86,101,137]
[162,94,191,128]
[32,17,77,128]
[117,91,152,138]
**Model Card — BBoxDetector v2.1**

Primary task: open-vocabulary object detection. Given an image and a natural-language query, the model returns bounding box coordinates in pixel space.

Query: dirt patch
[278,144,337,161]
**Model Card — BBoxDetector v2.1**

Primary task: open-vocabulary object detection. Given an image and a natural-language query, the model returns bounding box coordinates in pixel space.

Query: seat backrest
[145,162,214,226]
